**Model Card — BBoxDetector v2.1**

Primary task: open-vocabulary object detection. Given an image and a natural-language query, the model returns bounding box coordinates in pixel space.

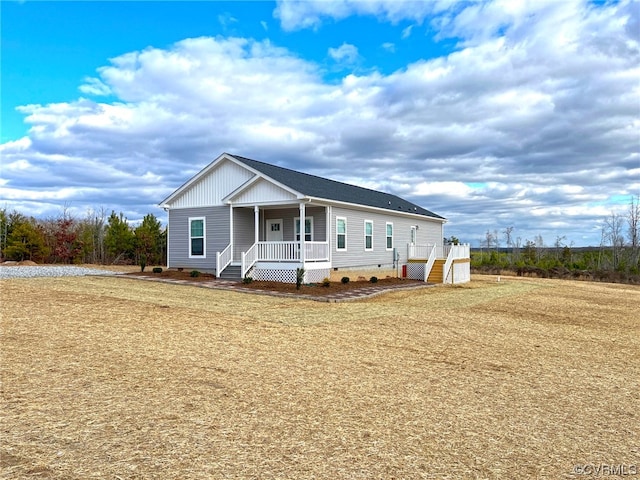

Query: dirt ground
[1,275,638,479]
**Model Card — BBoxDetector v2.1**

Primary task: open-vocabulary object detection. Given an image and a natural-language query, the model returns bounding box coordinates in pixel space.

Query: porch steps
[219,265,242,281]
[427,259,446,283]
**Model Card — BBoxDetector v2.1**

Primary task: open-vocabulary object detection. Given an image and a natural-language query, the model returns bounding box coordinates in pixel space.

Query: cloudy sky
[1,0,638,247]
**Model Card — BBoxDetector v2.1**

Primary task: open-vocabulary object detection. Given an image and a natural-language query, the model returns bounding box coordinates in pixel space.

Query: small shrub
[296,267,305,290]
[322,277,331,287]
[341,276,350,284]
[152,267,163,274]
[190,270,201,278]
[242,276,253,284]
[370,276,378,283]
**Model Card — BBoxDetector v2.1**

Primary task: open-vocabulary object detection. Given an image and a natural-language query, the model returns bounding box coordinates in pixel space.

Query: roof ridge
[230,153,406,198]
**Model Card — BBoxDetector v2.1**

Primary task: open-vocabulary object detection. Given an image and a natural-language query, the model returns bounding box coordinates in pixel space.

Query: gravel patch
[0,266,123,279]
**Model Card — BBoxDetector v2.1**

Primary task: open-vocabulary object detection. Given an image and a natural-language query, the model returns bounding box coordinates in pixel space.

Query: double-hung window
[386,222,394,250]
[295,217,314,241]
[364,220,373,251]
[336,217,347,250]
[189,217,205,257]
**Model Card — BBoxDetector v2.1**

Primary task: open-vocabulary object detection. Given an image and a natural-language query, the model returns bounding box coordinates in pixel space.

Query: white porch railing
[241,243,258,279]
[409,243,446,259]
[443,243,470,260]
[304,242,329,261]
[216,243,232,277]
[256,241,329,262]
[242,241,329,278]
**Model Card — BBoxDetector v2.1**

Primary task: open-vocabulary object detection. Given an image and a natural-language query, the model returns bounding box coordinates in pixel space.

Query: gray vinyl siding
[331,206,443,268]
[168,206,230,271]
[233,208,254,262]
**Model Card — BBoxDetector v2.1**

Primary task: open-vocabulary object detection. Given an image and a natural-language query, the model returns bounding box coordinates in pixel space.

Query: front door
[266,219,283,242]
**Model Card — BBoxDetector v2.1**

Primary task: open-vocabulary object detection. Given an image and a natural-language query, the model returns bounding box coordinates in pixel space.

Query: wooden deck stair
[427,259,446,283]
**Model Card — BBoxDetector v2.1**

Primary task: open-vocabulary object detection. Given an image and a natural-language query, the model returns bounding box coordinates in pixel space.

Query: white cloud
[381,42,395,52]
[328,43,359,64]
[274,0,446,31]
[401,25,413,39]
[1,1,638,245]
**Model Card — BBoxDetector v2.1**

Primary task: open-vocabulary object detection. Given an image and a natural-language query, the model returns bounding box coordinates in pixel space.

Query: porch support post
[327,206,332,264]
[254,205,259,244]
[299,202,306,265]
[229,205,234,261]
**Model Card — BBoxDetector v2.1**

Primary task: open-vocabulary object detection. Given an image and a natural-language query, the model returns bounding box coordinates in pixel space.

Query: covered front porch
[216,201,332,282]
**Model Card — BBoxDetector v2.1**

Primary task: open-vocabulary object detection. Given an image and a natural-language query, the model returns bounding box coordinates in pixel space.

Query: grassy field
[1,275,638,479]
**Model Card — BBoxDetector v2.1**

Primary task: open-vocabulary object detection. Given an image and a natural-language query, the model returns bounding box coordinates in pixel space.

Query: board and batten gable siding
[231,178,298,205]
[168,206,230,271]
[330,206,443,268]
[167,159,254,209]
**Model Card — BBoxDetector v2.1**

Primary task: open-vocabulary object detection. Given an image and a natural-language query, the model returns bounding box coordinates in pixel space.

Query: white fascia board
[306,196,447,223]
[221,174,262,203]
[222,165,304,204]
[159,152,234,207]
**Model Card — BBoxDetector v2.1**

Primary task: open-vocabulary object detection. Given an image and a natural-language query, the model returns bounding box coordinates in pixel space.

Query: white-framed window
[336,217,347,251]
[295,216,314,241]
[410,226,417,245]
[364,220,373,251]
[189,217,205,257]
[386,222,394,250]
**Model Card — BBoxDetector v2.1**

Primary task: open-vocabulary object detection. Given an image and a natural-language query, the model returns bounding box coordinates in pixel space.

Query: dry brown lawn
[1,274,638,479]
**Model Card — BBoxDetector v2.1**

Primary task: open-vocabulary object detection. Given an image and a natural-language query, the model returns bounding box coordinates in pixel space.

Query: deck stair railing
[423,245,437,282]
[216,244,232,277]
[241,243,258,278]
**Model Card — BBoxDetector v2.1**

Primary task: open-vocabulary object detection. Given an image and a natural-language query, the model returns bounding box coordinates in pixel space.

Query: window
[189,217,205,257]
[386,222,393,250]
[364,220,373,251]
[336,217,347,250]
[410,226,417,245]
[295,217,314,241]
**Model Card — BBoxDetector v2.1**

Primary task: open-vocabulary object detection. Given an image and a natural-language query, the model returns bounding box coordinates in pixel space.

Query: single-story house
[160,153,470,284]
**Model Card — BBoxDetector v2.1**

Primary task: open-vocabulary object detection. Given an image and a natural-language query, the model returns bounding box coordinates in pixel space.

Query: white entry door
[266,219,283,241]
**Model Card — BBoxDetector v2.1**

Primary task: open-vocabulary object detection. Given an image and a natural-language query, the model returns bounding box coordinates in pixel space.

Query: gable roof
[230,154,445,220]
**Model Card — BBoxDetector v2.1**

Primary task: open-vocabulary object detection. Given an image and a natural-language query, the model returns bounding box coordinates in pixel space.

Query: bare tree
[503,226,514,262]
[603,212,625,270]
[627,195,640,267]
[554,235,566,261]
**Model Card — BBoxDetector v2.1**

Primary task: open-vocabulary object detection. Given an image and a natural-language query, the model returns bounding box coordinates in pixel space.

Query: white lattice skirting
[406,263,425,281]
[251,267,330,284]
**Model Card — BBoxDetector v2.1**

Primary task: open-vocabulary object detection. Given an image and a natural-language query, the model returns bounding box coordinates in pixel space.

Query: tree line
[471,196,640,283]
[0,207,166,267]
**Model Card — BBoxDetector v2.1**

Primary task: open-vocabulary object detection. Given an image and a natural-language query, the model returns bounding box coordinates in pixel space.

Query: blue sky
[1,0,639,247]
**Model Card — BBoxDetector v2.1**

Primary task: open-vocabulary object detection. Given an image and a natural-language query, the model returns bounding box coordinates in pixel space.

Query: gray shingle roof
[230,154,445,220]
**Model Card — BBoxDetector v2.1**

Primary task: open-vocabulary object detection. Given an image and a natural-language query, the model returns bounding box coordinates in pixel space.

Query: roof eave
[305,196,446,222]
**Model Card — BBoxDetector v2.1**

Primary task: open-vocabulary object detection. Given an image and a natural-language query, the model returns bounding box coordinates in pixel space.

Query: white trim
[364,219,374,251]
[336,217,347,251]
[189,217,206,258]
[386,222,394,251]
[160,153,232,207]
[305,196,446,223]
[294,216,314,241]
